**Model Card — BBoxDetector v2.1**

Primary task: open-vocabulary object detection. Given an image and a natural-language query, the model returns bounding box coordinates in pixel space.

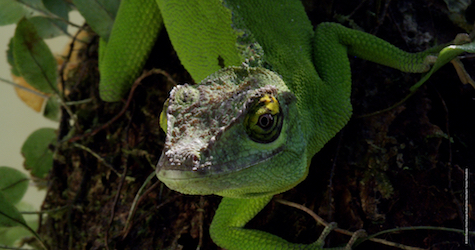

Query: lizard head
[156,66,307,198]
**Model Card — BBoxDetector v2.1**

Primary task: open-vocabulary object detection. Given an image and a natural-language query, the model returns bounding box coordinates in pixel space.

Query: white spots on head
[162,67,288,173]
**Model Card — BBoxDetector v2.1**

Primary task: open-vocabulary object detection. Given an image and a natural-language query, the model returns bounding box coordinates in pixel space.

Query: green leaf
[43,0,70,20]
[0,226,31,246]
[43,95,61,121]
[7,38,20,77]
[0,193,26,228]
[13,18,58,94]
[0,167,29,205]
[73,0,120,41]
[18,0,50,14]
[0,0,50,26]
[38,0,69,39]
[0,0,29,26]
[0,202,37,246]
[30,16,68,39]
[0,200,45,249]
[21,128,56,178]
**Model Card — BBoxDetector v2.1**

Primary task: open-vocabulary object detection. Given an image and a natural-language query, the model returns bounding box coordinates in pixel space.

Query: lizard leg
[313,22,439,83]
[210,196,339,250]
[98,0,163,102]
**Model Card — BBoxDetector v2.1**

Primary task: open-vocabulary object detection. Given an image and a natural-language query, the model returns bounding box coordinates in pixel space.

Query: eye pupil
[244,94,283,144]
[258,114,273,129]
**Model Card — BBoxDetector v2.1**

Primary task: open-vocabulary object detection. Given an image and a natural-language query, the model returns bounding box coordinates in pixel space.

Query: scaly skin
[98,0,162,102]
[98,0,439,249]
[156,0,243,81]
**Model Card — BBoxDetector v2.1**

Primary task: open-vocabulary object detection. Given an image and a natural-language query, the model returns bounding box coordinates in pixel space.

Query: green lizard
[97,0,449,249]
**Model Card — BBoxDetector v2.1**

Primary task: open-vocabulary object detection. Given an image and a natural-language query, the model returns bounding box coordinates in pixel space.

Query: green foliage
[411,42,475,92]
[0,0,121,248]
[0,167,28,205]
[0,225,30,246]
[40,0,70,37]
[0,0,121,116]
[0,167,37,247]
[30,16,67,39]
[21,128,56,178]
[6,38,20,77]
[72,0,120,41]
[13,18,58,94]
[0,0,33,25]
[0,193,27,228]
[43,95,61,121]
[0,166,39,246]
[0,194,45,249]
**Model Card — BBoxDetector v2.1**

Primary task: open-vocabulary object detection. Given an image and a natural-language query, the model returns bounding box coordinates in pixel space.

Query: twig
[15,0,82,28]
[0,77,50,99]
[274,199,329,227]
[198,196,205,248]
[20,205,68,215]
[122,172,157,238]
[373,0,392,34]
[274,199,469,250]
[346,0,368,20]
[57,25,89,131]
[64,98,93,106]
[67,69,173,143]
[328,129,344,222]
[435,89,465,227]
[58,25,82,100]
[105,159,128,250]
[0,245,35,250]
[72,143,121,177]
[0,178,29,192]
[355,90,415,118]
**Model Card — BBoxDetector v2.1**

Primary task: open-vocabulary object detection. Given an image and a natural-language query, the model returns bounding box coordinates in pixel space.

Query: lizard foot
[313,222,338,247]
[344,229,367,250]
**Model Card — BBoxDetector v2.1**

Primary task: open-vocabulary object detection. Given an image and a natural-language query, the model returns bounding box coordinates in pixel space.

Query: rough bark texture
[39,0,474,249]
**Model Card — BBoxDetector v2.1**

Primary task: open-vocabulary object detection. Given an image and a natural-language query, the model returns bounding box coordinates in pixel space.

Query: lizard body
[98,0,440,249]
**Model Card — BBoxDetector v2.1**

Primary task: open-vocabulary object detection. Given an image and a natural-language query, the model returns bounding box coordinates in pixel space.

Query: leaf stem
[0,77,50,99]
[0,245,35,250]
[14,0,82,28]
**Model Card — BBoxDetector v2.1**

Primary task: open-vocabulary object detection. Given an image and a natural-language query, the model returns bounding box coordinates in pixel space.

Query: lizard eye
[244,94,283,143]
[257,113,274,130]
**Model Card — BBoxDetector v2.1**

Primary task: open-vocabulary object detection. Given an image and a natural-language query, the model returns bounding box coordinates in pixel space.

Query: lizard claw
[453,33,471,45]
[313,222,338,247]
[344,229,366,250]
[313,224,366,249]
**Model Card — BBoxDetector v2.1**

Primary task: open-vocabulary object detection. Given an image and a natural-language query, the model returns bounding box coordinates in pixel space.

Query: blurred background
[0,11,84,209]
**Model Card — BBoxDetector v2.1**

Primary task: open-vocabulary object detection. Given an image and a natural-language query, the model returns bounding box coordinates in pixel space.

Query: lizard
[95,0,462,249]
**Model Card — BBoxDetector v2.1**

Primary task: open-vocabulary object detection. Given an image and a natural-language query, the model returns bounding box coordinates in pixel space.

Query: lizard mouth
[156,148,283,180]
[155,148,285,195]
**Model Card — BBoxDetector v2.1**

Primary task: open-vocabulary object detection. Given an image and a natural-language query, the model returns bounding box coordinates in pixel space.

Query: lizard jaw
[155,147,285,196]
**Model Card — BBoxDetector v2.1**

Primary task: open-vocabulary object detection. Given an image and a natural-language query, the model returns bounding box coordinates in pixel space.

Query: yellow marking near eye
[259,95,279,115]
[247,95,280,127]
